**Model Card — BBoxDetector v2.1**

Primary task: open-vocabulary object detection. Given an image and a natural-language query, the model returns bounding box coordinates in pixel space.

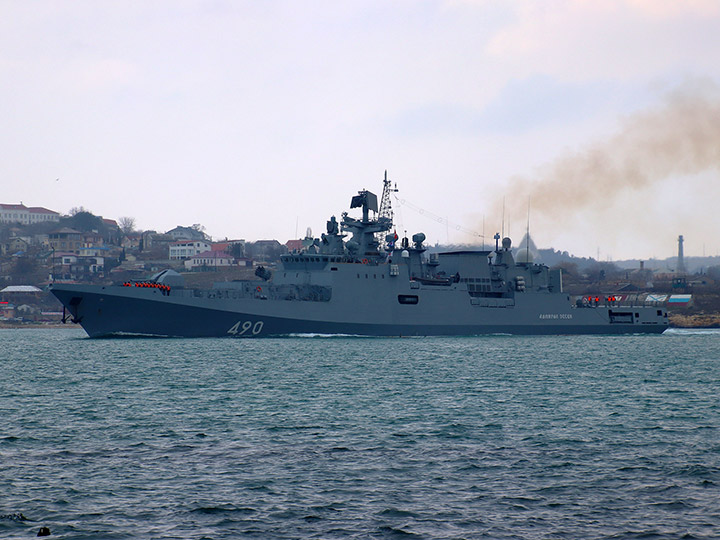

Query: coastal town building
[169,240,211,260]
[0,204,60,225]
[5,237,31,254]
[212,239,246,255]
[285,239,304,252]
[50,252,104,281]
[46,228,110,256]
[166,226,210,242]
[48,228,84,254]
[184,250,236,271]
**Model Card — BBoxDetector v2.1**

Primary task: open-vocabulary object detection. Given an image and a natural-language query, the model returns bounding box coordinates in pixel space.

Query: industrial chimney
[677,235,686,274]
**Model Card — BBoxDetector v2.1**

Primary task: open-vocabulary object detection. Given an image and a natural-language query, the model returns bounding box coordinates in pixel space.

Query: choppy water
[1,328,719,539]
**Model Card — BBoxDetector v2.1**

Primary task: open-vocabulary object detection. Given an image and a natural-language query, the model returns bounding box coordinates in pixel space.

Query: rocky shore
[667,313,720,328]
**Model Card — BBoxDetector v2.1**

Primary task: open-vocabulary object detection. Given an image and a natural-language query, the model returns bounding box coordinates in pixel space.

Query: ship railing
[573,293,656,308]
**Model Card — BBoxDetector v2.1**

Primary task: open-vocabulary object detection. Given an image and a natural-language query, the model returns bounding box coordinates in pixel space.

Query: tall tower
[378,170,397,224]
[677,235,686,274]
[376,171,398,246]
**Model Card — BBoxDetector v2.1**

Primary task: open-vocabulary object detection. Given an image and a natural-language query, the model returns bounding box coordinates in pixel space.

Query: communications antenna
[378,170,397,223]
[501,197,505,239]
[526,199,530,264]
[377,170,398,245]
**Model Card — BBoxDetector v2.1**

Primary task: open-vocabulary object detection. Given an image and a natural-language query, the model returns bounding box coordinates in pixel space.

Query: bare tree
[191,223,210,241]
[118,216,136,235]
[69,206,89,216]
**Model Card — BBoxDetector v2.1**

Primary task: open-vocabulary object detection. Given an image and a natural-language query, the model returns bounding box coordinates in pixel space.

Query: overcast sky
[2,0,719,260]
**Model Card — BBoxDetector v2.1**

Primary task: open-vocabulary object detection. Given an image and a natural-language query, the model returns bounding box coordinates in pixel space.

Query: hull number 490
[228,320,264,336]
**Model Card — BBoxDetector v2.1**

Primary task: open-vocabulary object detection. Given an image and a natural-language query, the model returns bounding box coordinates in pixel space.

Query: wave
[664,328,720,336]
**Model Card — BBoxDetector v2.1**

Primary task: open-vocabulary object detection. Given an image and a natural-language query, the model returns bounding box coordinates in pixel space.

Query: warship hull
[49,179,669,338]
[50,281,668,338]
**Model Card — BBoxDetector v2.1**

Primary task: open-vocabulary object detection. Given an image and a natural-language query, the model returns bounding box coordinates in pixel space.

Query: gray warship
[50,175,669,337]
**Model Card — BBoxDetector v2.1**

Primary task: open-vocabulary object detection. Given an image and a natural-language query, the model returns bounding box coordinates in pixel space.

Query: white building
[169,240,211,260]
[184,250,236,271]
[0,204,60,225]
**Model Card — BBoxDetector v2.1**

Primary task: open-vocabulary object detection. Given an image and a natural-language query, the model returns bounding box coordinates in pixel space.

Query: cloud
[475,75,623,133]
[387,75,633,137]
[72,58,140,92]
[625,0,720,18]
[485,0,720,82]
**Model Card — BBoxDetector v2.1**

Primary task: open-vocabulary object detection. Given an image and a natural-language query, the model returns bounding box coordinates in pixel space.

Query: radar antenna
[377,170,398,246]
[378,170,397,223]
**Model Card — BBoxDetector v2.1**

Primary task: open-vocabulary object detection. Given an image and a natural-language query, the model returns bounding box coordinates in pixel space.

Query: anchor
[62,297,84,324]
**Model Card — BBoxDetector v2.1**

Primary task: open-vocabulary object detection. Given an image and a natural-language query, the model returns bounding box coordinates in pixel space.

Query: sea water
[1,328,719,539]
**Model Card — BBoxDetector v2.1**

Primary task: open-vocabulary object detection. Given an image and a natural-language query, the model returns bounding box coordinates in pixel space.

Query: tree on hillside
[190,223,211,241]
[118,216,136,235]
[24,221,59,236]
[61,211,106,233]
[246,240,286,262]
[10,256,37,284]
[230,243,245,259]
[585,261,622,282]
[707,265,720,282]
[69,206,89,216]
[552,261,580,279]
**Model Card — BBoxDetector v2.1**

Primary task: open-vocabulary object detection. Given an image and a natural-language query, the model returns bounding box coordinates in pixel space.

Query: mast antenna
[501,197,505,239]
[482,215,485,250]
[526,198,530,264]
[377,170,398,245]
[378,170,397,223]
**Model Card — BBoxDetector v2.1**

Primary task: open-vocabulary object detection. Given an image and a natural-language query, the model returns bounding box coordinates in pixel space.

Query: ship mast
[377,170,398,246]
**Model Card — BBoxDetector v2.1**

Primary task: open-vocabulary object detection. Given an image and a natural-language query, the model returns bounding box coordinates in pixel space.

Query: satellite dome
[502,237,512,250]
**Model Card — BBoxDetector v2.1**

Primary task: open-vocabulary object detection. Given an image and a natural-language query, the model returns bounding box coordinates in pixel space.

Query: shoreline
[667,313,720,329]
[0,322,72,329]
